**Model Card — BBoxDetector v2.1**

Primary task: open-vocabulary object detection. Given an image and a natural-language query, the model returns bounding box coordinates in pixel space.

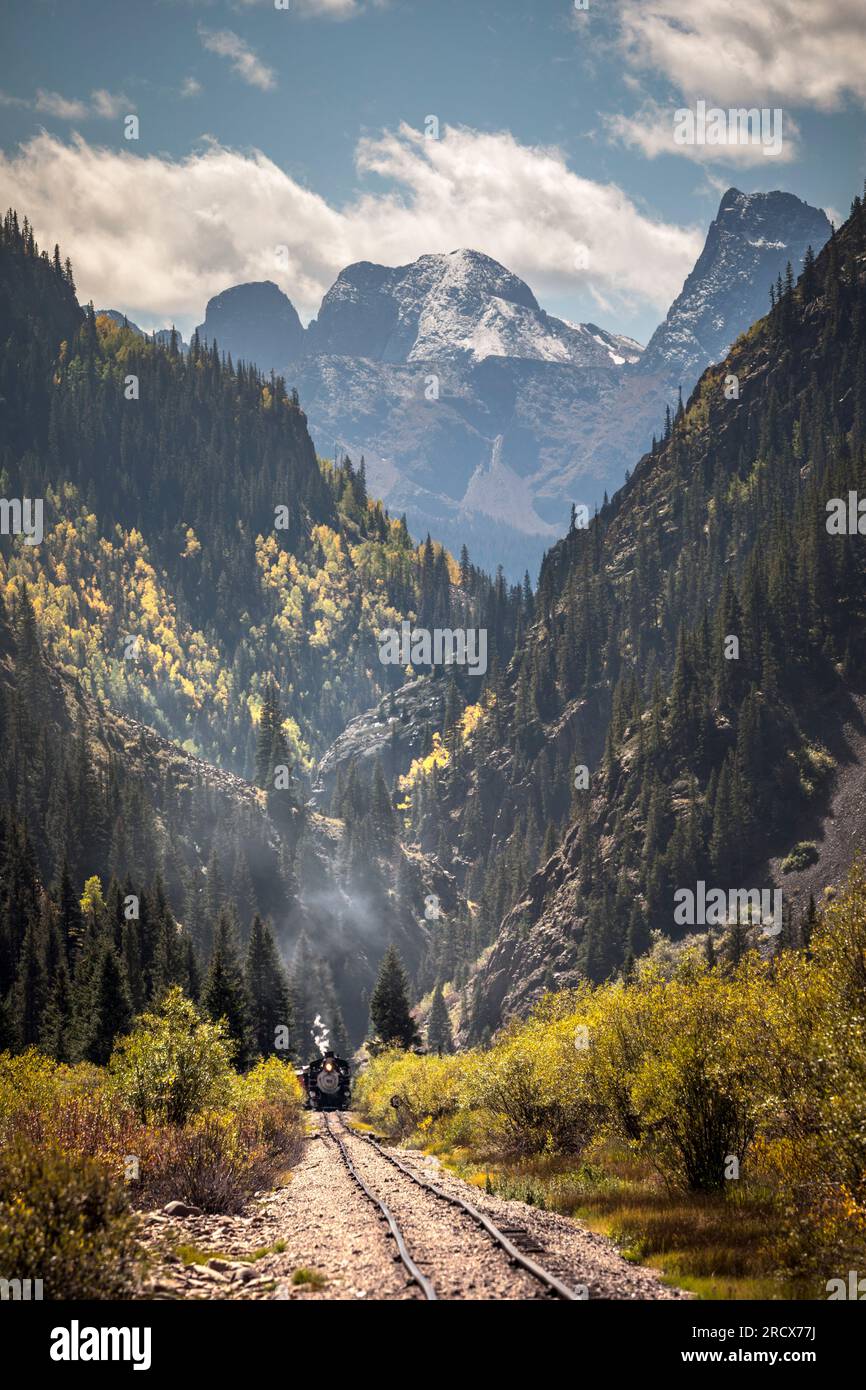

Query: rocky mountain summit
[639,188,831,385]
[195,280,305,369]
[305,249,643,369]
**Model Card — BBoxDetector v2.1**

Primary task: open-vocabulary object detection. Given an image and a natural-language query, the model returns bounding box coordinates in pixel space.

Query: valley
[3,0,866,1351]
[1,167,865,1318]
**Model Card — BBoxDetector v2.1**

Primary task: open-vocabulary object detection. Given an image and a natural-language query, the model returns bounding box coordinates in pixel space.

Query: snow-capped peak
[308,248,641,368]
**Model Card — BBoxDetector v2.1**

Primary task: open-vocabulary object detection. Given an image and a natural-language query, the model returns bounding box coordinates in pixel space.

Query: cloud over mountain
[0,124,701,333]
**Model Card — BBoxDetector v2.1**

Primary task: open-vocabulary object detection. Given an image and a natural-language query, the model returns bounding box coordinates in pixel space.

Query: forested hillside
[373,189,866,1035]
[0,210,499,1058]
[0,211,523,782]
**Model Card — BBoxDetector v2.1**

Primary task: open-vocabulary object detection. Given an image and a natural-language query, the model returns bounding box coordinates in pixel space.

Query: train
[297,1049,352,1111]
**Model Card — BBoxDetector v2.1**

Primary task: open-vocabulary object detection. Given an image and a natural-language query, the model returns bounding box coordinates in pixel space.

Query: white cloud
[298,0,363,13]
[607,100,800,166]
[34,90,90,120]
[10,89,132,121]
[181,77,203,99]
[90,89,131,120]
[616,0,866,111]
[0,125,701,333]
[199,27,277,91]
[351,125,701,309]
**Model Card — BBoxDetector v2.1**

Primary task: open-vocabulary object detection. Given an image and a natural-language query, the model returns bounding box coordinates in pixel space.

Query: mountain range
[186,188,830,576]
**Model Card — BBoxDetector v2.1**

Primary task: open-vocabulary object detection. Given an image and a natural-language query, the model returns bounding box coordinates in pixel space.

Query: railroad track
[329,1112,586,1302]
[321,1112,437,1300]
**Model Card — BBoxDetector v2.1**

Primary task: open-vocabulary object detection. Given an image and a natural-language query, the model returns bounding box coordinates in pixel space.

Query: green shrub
[781,842,819,873]
[466,1017,599,1159]
[0,1140,140,1299]
[108,986,234,1125]
[0,1049,59,1132]
[230,1056,305,1169]
[134,1059,304,1214]
[587,967,768,1192]
[354,1048,468,1141]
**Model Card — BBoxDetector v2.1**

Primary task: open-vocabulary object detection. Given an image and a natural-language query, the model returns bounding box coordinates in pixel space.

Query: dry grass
[443,1142,822,1300]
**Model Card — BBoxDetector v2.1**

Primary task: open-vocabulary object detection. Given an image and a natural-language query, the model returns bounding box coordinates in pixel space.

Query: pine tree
[10,917,47,1049]
[245,915,293,1058]
[802,893,817,953]
[709,758,737,879]
[541,820,558,863]
[255,682,279,789]
[40,957,73,1060]
[289,931,321,1060]
[57,860,84,960]
[627,903,651,958]
[329,1003,350,1057]
[427,981,454,1055]
[370,757,396,854]
[723,908,749,971]
[202,907,252,1068]
[83,939,132,1065]
[255,680,294,801]
[369,945,419,1049]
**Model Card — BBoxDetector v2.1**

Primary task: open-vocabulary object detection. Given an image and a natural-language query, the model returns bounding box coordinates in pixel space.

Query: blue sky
[1,0,864,343]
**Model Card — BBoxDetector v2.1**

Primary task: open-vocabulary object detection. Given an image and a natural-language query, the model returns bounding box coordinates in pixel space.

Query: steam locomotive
[298,1050,352,1111]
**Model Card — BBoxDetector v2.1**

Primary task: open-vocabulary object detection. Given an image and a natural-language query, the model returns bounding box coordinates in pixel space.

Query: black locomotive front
[303,1050,352,1111]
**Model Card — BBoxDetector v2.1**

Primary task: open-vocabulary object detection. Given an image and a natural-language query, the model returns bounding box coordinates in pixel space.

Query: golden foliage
[357,864,866,1280]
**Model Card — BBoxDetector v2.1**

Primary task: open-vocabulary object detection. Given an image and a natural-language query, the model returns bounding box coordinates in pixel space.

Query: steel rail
[337,1115,585,1302]
[321,1112,438,1301]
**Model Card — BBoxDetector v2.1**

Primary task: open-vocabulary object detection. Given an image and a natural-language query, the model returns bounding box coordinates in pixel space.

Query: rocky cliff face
[639,188,830,385]
[310,675,450,810]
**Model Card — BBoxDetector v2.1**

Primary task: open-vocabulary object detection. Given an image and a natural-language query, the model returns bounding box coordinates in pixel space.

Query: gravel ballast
[139,1113,690,1301]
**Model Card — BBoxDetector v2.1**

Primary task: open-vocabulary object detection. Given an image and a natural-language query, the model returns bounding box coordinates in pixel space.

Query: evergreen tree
[369,945,419,1049]
[802,893,817,953]
[329,1003,350,1058]
[245,915,293,1058]
[202,907,252,1068]
[427,981,454,1055]
[40,957,73,1061]
[10,916,47,1049]
[723,909,749,972]
[289,931,321,1060]
[83,940,132,1065]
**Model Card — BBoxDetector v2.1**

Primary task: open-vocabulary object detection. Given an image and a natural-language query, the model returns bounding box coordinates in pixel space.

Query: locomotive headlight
[324,1061,334,1071]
